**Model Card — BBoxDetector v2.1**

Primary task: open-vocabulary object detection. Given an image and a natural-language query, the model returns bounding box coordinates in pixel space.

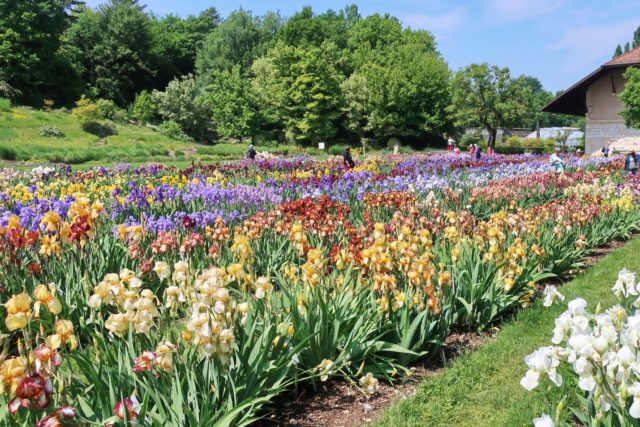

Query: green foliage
[0,145,17,160]
[328,144,348,155]
[459,132,482,149]
[621,67,640,128]
[342,43,450,145]
[82,121,116,137]
[153,75,209,140]
[63,1,155,105]
[150,8,220,87]
[0,0,77,104]
[38,125,65,138]
[196,9,282,78]
[71,96,100,124]
[131,90,157,123]
[449,64,530,148]
[204,66,255,139]
[95,98,125,122]
[0,98,10,112]
[160,120,191,142]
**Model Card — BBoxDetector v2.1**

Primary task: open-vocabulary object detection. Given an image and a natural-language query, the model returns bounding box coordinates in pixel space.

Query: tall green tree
[634,26,640,49]
[449,63,530,148]
[0,0,78,104]
[251,42,343,144]
[203,66,255,139]
[196,9,282,79]
[625,42,631,53]
[517,76,578,129]
[151,8,220,88]
[614,44,623,58]
[621,67,640,128]
[342,42,450,145]
[63,0,155,105]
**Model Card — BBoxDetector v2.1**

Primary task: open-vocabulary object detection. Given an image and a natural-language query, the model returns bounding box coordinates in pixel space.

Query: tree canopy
[621,67,640,129]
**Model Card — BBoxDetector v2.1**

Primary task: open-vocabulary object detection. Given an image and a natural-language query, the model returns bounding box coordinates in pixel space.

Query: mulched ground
[256,239,627,427]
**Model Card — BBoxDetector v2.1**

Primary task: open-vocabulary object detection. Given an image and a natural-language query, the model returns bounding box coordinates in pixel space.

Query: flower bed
[0,154,639,426]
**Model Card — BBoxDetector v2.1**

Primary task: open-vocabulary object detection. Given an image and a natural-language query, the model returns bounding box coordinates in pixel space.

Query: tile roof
[605,45,640,66]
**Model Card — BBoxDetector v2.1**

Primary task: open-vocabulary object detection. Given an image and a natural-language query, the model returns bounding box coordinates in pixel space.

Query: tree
[614,44,623,58]
[203,66,255,139]
[634,26,640,49]
[0,0,78,104]
[342,43,450,145]
[449,64,530,148]
[517,76,578,129]
[150,8,220,88]
[625,42,631,53]
[196,9,282,80]
[152,74,210,140]
[63,0,155,105]
[251,42,343,144]
[131,90,157,123]
[620,67,640,128]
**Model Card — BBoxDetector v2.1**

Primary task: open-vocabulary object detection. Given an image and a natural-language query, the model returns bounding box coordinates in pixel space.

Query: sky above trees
[84,0,640,93]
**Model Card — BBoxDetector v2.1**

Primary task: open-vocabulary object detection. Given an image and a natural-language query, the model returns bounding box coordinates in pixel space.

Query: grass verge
[374,236,640,427]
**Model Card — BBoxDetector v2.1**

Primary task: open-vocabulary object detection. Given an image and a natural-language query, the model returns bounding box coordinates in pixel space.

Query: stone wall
[585,120,640,154]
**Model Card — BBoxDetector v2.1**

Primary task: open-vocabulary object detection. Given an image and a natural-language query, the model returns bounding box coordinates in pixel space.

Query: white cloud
[402,7,466,38]
[547,20,638,71]
[487,0,566,22]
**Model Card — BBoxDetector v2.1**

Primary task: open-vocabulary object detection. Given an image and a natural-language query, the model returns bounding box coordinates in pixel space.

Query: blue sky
[86,0,640,93]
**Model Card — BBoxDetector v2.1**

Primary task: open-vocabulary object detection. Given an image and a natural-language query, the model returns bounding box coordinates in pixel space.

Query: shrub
[328,144,347,156]
[0,145,16,160]
[95,99,126,122]
[0,97,10,112]
[504,136,523,147]
[39,125,65,138]
[0,127,15,141]
[82,121,116,137]
[459,132,481,149]
[72,96,100,124]
[160,120,191,142]
[131,90,157,123]
[152,74,209,140]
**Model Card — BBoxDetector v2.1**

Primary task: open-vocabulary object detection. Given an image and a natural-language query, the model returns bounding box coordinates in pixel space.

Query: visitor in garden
[447,136,455,151]
[470,144,476,156]
[474,144,482,160]
[246,144,257,160]
[625,150,639,175]
[602,144,610,158]
[550,148,566,173]
[343,147,355,170]
[454,146,461,156]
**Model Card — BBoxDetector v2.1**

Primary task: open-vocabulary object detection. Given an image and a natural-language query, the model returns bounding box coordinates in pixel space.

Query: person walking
[343,147,355,170]
[625,150,639,175]
[602,144,610,158]
[246,144,257,160]
[474,144,482,160]
[550,148,566,174]
[470,144,476,157]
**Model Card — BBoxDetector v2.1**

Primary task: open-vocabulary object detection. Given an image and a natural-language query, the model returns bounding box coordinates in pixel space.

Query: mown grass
[375,235,640,427]
[0,107,303,165]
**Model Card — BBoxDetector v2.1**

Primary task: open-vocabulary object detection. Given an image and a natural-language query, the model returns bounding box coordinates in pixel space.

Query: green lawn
[375,236,640,427]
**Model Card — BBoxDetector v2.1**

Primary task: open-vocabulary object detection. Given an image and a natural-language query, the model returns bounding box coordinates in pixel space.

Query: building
[525,127,584,147]
[543,46,640,154]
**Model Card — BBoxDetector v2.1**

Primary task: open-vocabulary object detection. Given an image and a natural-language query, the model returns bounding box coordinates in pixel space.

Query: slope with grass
[0,106,304,165]
[374,236,640,427]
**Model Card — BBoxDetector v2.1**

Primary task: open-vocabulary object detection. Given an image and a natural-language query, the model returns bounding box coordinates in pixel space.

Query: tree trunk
[487,127,497,148]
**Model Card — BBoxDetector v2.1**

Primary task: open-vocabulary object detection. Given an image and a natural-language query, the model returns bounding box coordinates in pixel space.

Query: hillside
[0,107,311,166]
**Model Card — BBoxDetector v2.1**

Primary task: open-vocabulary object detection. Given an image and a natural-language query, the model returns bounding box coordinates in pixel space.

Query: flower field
[1,154,640,426]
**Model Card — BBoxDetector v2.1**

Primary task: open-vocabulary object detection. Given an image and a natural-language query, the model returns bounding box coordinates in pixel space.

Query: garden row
[1,154,639,426]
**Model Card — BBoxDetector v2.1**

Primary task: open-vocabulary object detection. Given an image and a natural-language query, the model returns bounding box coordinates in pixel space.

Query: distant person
[625,150,639,175]
[246,144,257,160]
[393,144,399,155]
[550,148,566,174]
[470,144,476,156]
[454,146,461,156]
[447,137,455,152]
[602,144,610,158]
[343,147,355,170]
[474,145,482,160]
